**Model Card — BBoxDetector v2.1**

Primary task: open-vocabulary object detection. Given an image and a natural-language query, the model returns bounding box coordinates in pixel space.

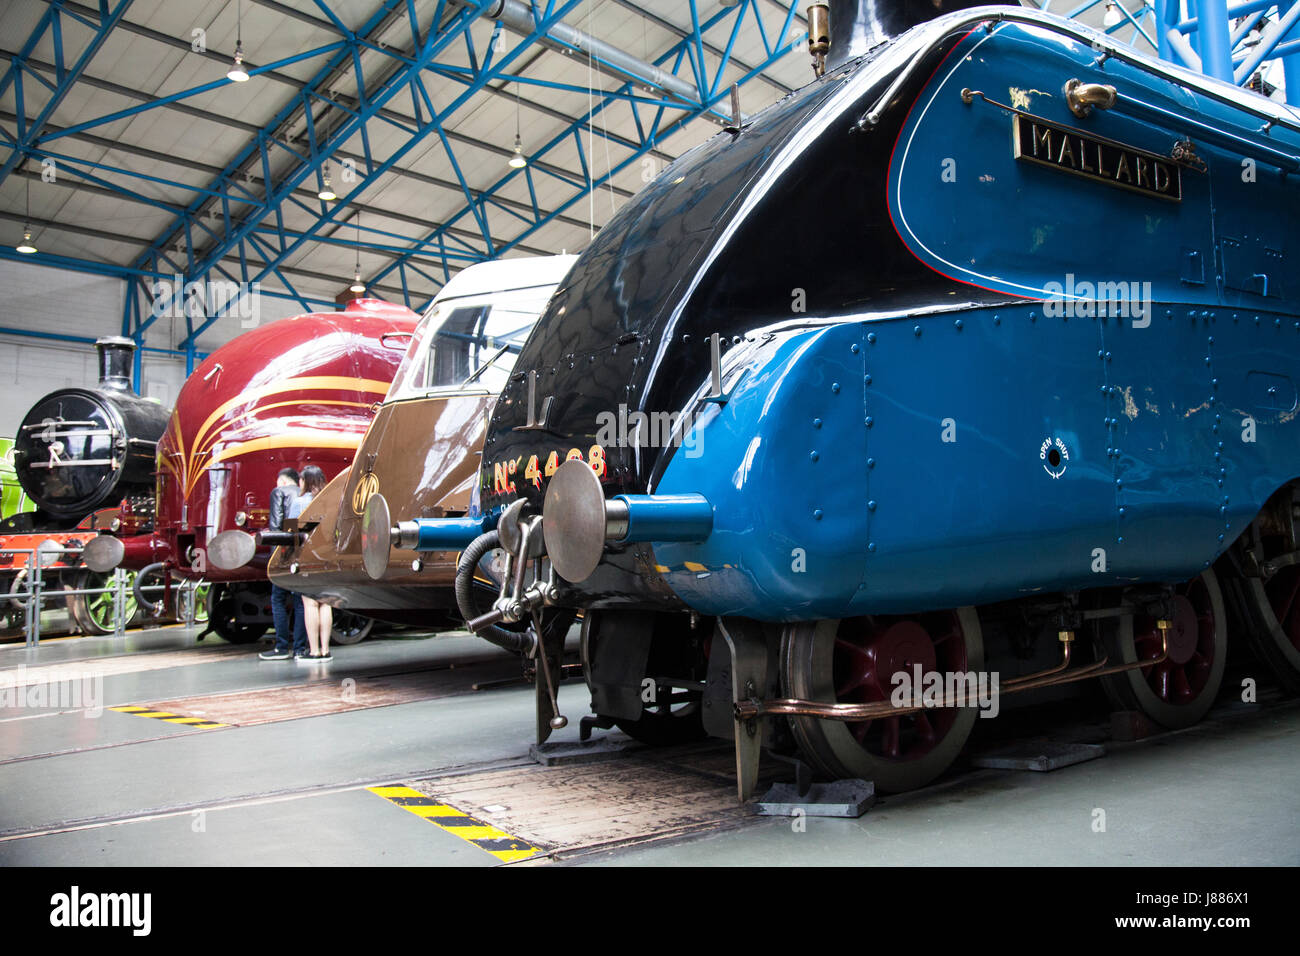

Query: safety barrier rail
[0,547,203,647]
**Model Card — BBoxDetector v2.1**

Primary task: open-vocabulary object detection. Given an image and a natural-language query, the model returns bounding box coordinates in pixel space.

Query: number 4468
[492,445,606,494]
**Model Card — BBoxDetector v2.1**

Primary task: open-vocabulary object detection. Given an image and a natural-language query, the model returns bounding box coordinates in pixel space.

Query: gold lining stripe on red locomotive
[159,376,390,495]
[188,376,392,461]
[160,431,368,496]
[191,434,366,492]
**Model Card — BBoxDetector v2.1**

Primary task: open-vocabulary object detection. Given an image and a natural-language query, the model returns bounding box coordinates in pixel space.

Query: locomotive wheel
[206,586,268,644]
[781,608,984,793]
[582,612,710,747]
[6,568,30,610]
[1097,570,1226,729]
[4,570,36,631]
[68,569,140,636]
[1235,527,1300,694]
[330,611,374,645]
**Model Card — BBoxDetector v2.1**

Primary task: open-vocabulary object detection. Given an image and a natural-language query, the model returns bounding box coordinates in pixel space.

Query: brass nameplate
[1013,114,1181,202]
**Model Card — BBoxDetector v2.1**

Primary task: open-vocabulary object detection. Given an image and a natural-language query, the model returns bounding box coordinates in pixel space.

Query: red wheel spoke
[913,711,937,744]
[1154,664,1172,701]
[1273,571,1300,624]
[1134,632,1163,660]
[881,716,901,758]
[1287,612,1300,653]
[1172,666,1191,702]
[829,614,971,764]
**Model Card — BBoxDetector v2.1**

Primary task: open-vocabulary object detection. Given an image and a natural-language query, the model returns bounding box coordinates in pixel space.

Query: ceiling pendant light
[228,43,249,82]
[228,0,250,81]
[1103,2,1123,28]
[508,83,527,169]
[349,213,366,293]
[318,160,337,201]
[16,168,36,254]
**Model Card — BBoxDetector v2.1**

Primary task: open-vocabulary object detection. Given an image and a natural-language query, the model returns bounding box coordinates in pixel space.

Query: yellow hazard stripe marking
[657,562,736,574]
[109,705,226,728]
[367,785,542,863]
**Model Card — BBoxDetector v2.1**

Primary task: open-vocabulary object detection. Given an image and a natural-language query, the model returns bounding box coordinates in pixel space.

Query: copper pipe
[734,626,1170,722]
[1001,634,1074,690]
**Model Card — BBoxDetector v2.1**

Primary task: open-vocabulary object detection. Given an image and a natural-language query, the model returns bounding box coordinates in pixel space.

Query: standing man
[258,467,302,661]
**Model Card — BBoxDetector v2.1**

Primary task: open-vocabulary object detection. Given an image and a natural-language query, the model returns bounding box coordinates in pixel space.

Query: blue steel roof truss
[0,1,792,381]
[0,2,805,325]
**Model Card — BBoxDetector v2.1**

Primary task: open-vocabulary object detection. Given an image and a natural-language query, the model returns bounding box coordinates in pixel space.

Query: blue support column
[1283,0,1300,104]
[1195,0,1235,80]
[1157,0,1178,62]
[122,281,143,394]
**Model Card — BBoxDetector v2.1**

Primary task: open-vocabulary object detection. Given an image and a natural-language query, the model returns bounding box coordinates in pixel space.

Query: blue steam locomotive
[364,1,1300,797]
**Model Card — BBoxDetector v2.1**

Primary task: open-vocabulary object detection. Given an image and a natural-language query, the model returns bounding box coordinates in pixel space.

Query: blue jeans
[271,584,306,654]
[292,593,308,653]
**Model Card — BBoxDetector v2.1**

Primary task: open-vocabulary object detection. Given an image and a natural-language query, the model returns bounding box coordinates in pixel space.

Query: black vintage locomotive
[1,337,169,635]
[9,337,167,531]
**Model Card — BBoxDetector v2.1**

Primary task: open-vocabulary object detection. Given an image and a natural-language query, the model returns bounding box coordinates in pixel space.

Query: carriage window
[425,305,491,387]
[388,287,552,401]
[418,304,535,393]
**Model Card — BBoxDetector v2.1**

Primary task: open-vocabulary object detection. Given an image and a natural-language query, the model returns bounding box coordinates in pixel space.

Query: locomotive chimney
[817,0,1017,74]
[95,336,136,391]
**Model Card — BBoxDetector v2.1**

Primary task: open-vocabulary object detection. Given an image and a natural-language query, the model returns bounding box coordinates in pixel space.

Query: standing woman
[291,465,333,663]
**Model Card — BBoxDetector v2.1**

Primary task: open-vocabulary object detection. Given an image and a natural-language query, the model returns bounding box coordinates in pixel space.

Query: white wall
[0,258,335,436]
[0,258,127,437]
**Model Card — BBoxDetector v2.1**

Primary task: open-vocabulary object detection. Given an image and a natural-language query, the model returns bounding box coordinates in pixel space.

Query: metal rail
[860,7,1300,137]
[1,548,204,646]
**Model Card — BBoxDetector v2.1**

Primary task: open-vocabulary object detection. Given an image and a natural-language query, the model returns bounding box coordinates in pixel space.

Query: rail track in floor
[2,662,1293,863]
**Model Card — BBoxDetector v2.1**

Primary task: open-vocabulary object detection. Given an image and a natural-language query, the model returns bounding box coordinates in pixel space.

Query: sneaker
[258,649,292,661]
[296,653,323,663]
[316,652,333,663]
